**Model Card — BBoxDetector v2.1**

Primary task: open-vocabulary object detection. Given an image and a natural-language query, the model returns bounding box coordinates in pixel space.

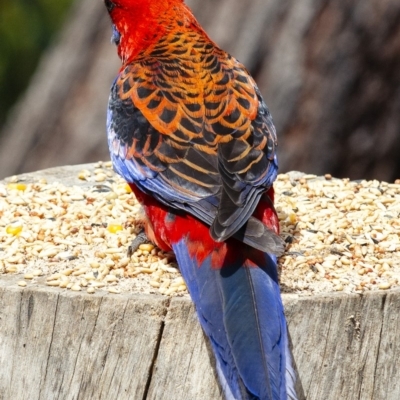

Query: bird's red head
[105,0,183,15]
[104,0,194,64]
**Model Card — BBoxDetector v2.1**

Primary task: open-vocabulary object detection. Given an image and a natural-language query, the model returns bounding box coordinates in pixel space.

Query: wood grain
[147,298,223,400]
[1,273,400,399]
[0,277,169,400]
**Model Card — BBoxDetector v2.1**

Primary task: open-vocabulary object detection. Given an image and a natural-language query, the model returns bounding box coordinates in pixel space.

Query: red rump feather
[128,183,279,269]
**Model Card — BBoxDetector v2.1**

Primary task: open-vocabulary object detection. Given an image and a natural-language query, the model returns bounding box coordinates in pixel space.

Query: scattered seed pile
[0,162,186,296]
[276,173,400,294]
[0,163,399,296]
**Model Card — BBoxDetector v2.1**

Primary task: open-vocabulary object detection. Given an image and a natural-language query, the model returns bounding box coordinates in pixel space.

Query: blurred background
[0,0,72,127]
[0,0,399,181]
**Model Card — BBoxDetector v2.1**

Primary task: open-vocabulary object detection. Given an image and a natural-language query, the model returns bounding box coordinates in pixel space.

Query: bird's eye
[105,0,116,12]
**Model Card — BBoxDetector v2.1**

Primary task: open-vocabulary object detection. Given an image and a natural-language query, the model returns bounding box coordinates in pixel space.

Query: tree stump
[1,273,400,399]
[1,0,400,181]
[1,165,400,399]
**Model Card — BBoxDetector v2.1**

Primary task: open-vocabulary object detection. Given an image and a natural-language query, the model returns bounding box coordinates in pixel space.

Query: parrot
[104,0,297,399]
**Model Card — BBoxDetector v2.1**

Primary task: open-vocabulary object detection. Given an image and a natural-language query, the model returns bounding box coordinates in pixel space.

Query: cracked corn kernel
[6,223,23,236]
[7,183,27,191]
[107,224,123,234]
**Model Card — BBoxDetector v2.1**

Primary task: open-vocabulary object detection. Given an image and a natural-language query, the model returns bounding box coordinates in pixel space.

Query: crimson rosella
[104,0,297,398]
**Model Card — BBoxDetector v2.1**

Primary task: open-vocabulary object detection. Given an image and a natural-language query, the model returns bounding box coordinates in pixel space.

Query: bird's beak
[111,25,121,46]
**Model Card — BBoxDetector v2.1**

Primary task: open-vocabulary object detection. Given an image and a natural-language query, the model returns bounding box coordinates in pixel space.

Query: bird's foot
[127,229,149,257]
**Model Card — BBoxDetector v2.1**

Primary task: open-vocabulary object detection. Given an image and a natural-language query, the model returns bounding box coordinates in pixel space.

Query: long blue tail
[172,240,297,400]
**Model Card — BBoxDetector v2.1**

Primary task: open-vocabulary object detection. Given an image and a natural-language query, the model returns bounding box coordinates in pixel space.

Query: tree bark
[1,0,400,181]
[0,0,119,179]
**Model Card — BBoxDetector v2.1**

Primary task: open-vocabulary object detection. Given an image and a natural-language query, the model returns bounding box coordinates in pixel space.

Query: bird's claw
[127,229,149,257]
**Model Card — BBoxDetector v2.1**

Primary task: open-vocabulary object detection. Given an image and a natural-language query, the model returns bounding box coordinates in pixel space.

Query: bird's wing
[107,29,279,244]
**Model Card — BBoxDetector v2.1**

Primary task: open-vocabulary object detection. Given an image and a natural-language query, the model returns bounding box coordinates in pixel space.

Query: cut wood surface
[1,166,400,399]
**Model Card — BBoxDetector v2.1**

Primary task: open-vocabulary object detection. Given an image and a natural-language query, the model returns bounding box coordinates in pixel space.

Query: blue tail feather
[172,240,297,400]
